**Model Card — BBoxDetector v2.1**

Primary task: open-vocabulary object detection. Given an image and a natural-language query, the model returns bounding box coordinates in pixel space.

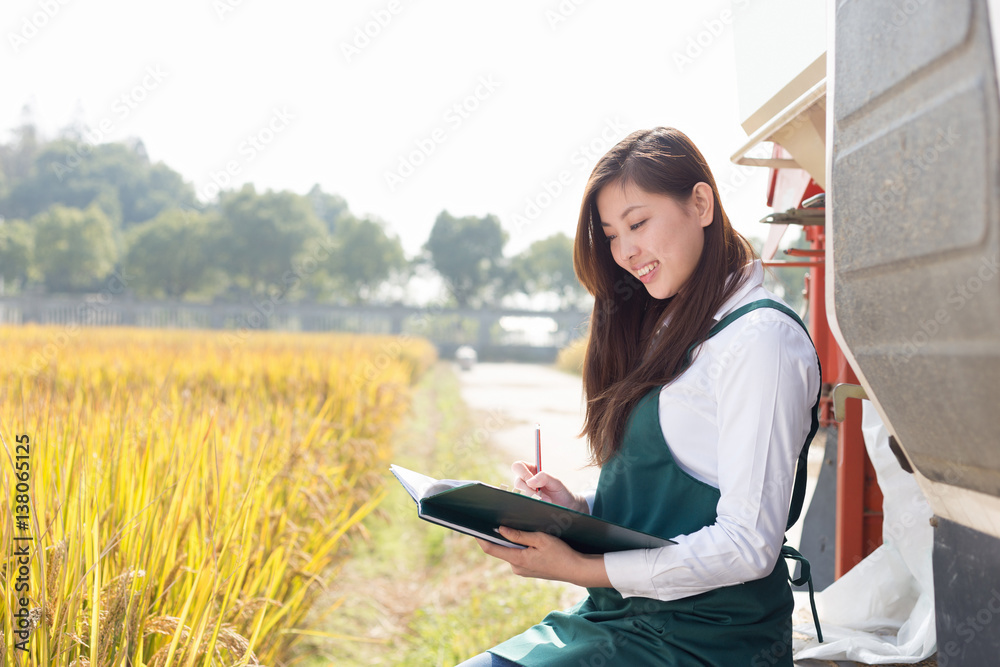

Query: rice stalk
[0,326,435,666]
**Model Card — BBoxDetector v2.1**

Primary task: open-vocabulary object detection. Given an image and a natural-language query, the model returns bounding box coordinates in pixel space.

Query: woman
[459,127,821,666]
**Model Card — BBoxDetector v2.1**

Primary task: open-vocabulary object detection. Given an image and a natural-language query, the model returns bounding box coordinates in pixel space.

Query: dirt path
[453,361,599,495]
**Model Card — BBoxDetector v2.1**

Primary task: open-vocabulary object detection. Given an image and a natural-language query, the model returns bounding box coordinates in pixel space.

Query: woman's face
[595,180,713,300]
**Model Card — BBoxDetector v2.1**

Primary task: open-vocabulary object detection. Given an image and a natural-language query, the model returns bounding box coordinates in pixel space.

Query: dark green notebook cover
[391,465,674,554]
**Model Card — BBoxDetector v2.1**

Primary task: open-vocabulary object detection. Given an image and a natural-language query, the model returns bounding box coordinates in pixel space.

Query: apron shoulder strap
[696,298,822,531]
[687,298,825,643]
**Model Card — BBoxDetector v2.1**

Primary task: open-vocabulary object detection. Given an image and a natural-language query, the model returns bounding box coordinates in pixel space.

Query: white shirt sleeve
[603,316,820,601]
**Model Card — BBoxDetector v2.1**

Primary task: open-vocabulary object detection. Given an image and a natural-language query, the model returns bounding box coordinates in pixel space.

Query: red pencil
[534,424,542,475]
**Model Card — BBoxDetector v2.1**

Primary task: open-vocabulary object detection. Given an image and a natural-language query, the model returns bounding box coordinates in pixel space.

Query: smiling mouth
[636,261,659,277]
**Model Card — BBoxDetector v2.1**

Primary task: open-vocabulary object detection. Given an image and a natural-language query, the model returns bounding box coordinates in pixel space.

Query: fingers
[499,527,561,551]
[511,461,541,495]
[475,530,525,565]
[511,460,536,481]
[476,527,590,583]
[489,528,575,580]
[478,527,540,552]
[512,461,560,493]
[512,462,556,487]
[497,525,531,545]
[475,537,505,559]
[513,476,539,496]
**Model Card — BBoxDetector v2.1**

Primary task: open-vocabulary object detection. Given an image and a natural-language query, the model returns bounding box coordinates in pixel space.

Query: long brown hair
[574,127,756,465]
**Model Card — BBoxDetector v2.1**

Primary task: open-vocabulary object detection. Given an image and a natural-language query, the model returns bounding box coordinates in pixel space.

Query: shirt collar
[712,259,765,322]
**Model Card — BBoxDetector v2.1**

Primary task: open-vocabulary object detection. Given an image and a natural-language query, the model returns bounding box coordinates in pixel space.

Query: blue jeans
[455,651,521,667]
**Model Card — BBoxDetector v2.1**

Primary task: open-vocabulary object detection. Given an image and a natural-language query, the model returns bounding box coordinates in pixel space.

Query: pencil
[535,423,542,475]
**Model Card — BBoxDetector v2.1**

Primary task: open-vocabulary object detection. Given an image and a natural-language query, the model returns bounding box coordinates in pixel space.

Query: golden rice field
[0,325,436,666]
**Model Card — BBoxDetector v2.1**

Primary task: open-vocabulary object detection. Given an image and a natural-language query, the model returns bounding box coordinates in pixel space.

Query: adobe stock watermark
[688,315,778,393]
[588,449,639,493]
[340,0,408,63]
[590,272,645,321]
[879,0,934,34]
[937,588,1000,666]
[834,486,930,581]
[717,144,773,200]
[573,631,629,667]
[751,628,794,667]
[16,268,133,376]
[672,0,751,74]
[893,253,1000,365]
[348,300,452,390]
[197,106,295,201]
[506,117,629,237]
[544,0,588,30]
[846,124,961,216]
[50,65,169,182]
[438,409,508,479]
[213,0,247,20]
[388,405,508,516]
[383,74,501,192]
[568,601,664,667]
[8,0,72,53]
[667,314,819,530]
[224,234,333,348]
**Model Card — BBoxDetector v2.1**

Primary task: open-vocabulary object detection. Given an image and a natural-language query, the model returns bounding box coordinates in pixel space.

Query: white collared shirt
[603,260,821,601]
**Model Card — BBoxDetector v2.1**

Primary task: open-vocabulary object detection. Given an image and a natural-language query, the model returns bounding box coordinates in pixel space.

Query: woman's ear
[692,182,714,228]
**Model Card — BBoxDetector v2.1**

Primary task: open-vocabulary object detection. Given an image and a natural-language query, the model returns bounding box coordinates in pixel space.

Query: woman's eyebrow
[612,204,647,221]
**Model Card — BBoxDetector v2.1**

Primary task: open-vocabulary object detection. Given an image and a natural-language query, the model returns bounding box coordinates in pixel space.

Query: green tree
[0,219,34,290]
[123,209,222,299]
[306,184,349,233]
[510,233,588,308]
[0,110,39,204]
[324,215,406,303]
[213,185,326,298]
[424,211,508,307]
[2,138,197,227]
[32,204,118,293]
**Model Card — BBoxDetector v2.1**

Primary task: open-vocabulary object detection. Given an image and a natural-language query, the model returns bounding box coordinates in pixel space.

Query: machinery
[731,1,1000,663]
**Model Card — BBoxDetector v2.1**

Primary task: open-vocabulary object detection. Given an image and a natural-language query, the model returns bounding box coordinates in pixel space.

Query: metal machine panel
[932,517,1000,663]
[831,0,1000,498]
[835,0,973,120]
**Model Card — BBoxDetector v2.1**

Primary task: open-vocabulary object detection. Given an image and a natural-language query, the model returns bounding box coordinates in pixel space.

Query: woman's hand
[475,526,612,588]
[511,461,589,514]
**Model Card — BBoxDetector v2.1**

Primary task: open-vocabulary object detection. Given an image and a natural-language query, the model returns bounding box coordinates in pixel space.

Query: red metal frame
[764,171,884,578]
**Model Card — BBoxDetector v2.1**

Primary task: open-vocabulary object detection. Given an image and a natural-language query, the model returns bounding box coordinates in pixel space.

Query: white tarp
[793,400,937,663]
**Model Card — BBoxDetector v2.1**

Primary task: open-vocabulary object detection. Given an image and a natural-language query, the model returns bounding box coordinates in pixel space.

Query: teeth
[637,261,659,277]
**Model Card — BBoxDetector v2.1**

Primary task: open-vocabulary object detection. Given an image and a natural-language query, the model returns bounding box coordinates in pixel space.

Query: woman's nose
[620,236,639,261]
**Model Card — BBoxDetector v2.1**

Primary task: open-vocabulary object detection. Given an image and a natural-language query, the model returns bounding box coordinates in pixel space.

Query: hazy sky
[2,0,775,257]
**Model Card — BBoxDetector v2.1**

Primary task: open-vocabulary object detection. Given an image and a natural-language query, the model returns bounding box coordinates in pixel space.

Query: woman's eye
[630,220,647,231]
[604,234,616,243]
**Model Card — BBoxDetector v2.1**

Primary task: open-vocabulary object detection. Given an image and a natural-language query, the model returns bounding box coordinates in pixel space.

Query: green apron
[490,299,821,666]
